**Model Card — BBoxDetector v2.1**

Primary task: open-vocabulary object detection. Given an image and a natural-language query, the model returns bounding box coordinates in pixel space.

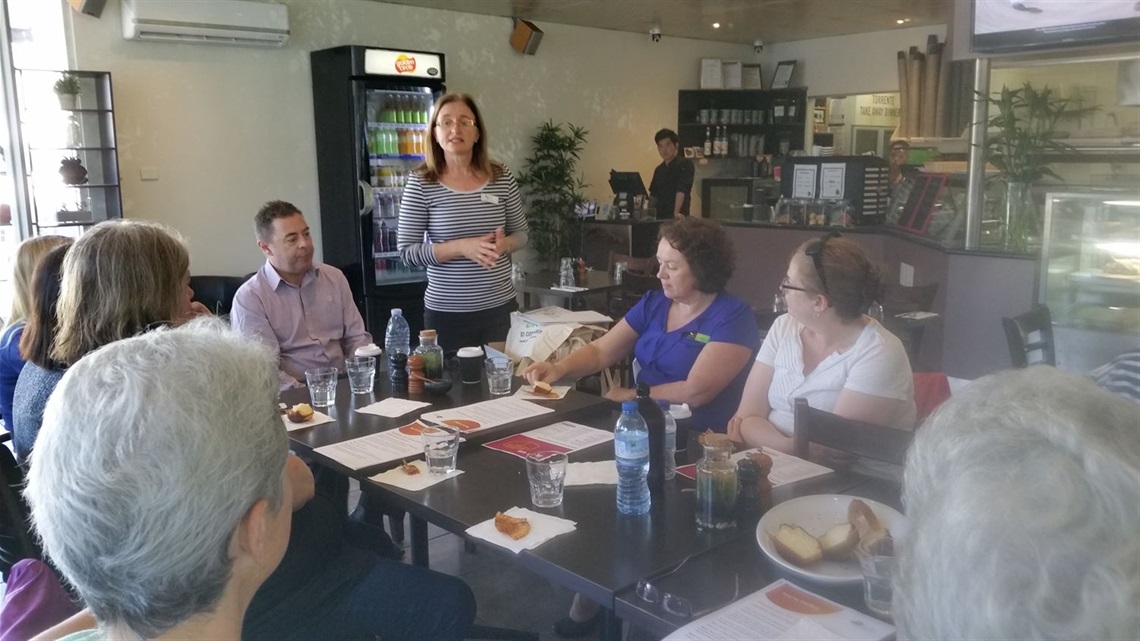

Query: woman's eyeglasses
[804,231,841,295]
[436,117,476,130]
[635,557,741,619]
[779,277,811,294]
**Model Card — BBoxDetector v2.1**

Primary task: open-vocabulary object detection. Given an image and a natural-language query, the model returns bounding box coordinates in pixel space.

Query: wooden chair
[792,398,914,466]
[1002,304,1056,368]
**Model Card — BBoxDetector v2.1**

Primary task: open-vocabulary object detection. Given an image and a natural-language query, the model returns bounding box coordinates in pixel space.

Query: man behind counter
[648,128,694,219]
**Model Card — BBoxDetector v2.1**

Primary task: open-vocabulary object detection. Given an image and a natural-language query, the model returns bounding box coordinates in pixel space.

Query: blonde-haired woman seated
[729,233,915,453]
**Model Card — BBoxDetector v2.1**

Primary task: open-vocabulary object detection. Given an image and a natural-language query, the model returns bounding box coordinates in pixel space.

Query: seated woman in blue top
[0,235,70,429]
[526,217,757,432]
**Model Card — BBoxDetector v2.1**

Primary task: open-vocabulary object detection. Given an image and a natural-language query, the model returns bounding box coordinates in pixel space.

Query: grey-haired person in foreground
[26,320,294,640]
[895,366,1139,640]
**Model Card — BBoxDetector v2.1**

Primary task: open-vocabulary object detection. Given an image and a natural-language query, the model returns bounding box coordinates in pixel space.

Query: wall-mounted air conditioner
[122,0,289,48]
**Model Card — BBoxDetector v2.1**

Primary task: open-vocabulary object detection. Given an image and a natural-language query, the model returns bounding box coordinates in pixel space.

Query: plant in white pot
[53,72,81,110]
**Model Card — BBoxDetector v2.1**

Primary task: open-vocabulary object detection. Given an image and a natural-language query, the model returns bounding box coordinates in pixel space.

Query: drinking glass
[855,536,896,620]
[421,426,460,475]
[345,356,376,394]
[486,358,513,396]
[525,451,568,508]
[304,367,338,408]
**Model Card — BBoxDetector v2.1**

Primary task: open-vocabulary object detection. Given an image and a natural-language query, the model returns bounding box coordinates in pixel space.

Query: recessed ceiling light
[896,18,911,24]
[712,22,720,29]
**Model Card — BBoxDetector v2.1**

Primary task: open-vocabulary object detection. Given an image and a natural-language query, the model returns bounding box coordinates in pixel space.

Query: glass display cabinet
[15,69,121,236]
[1041,190,1140,370]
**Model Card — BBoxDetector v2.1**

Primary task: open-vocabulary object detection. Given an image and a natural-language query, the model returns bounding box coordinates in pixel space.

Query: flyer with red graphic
[483,421,613,459]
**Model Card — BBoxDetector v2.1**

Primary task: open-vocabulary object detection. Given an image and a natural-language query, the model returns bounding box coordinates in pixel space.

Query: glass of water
[526,451,568,508]
[485,357,513,395]
[304,367,338,408]
[421,426,460,475]
[345,356,376,394]
[855,535,896,620]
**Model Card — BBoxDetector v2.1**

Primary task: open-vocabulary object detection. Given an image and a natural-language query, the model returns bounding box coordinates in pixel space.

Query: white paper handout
[313,429,423,470]
[356,398,432,418]
[419,397,555,434]
[663,579,893,641]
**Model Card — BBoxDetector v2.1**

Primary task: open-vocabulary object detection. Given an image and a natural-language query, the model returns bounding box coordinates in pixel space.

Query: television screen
[972,0,1140,53]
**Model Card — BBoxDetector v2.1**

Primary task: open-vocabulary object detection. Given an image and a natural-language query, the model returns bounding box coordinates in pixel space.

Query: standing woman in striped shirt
[398,93,528,353]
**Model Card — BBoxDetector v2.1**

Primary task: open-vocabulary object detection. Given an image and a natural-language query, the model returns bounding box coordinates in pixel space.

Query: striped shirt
[398,167,527,313]
[1091,349,1140,404]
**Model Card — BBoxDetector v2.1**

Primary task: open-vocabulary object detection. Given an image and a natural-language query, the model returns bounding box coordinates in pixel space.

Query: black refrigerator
[310,45,446,340]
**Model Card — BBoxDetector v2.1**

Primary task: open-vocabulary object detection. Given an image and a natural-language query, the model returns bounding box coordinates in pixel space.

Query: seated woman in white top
[729,233,915,452]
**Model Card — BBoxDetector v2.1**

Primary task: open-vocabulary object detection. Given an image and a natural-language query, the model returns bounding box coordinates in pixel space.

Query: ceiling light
[897,19,905,24]
[712,22,720,29]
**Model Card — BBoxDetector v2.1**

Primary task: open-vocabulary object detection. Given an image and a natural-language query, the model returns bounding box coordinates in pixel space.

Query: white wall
[66,0,751,275]
[762,24,948,98]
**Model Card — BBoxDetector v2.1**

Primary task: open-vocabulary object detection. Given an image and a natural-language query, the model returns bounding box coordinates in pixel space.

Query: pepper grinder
[749,449,775,510]
[735,458,763,524]
[407,353,425,395]
[389,352,408,389]
[576,258,587,286]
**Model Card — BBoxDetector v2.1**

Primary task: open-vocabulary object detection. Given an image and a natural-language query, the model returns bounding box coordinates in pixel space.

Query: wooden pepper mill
[407,353,425,395]
[577,257,587,286]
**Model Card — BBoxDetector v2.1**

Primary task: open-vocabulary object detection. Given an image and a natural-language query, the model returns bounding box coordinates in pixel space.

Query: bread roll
[494,511,531,540]
[847,499,884,541]
[819,522,858,560]
[286,403,314,423]
[773,524,823,566]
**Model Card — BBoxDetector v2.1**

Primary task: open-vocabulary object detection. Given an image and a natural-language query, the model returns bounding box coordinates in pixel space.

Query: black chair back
[189,274,253,316]
[792,398,913,466]
[0,446,39,580]
[1001,305,1056,368]
[880,283,939,314]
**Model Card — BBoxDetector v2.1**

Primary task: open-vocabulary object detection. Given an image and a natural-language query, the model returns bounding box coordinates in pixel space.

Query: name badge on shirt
[480,193,500,204]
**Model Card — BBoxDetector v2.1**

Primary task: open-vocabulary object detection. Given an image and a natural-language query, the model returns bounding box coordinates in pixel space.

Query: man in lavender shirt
[232,200,372,391]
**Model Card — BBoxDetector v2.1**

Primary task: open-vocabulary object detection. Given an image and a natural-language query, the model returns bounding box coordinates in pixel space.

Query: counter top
[720,219,1037,259]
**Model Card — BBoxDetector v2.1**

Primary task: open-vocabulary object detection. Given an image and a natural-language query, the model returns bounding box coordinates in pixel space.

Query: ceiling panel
[372,0,948,45]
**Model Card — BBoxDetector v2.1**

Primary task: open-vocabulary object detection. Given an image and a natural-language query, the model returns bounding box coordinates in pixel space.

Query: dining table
[283,369,903,641]
[519,270,622,311]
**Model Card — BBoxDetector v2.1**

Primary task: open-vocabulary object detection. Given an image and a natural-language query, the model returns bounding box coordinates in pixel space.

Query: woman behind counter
[397,93,528,354]
[729,233,915,451]
[526,217,757,432]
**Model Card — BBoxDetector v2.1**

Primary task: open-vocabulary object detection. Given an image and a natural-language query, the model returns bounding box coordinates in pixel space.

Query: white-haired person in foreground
[894,366,1139,640]
[25,320,295,640]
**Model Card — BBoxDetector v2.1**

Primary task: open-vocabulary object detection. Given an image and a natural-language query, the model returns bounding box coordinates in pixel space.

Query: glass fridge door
[1041,191,1140,335]
[363,84,435,286]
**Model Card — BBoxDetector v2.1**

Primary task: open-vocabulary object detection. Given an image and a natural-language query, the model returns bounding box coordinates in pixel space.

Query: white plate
[755,494,906,585]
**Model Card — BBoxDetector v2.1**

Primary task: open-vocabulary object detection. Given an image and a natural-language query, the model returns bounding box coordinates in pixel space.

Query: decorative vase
[57,93,78,110]
[1003,181,1035,253]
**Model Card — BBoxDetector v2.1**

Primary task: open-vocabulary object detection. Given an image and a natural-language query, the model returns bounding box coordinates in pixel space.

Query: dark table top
[613,475,903,637]
[283,371,898,614]
[521,270,621,296]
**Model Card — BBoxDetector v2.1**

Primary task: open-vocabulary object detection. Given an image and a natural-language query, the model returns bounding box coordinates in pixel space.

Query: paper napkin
[564,461,618,486]
[356,398,432,418]
[513,384,571,401]
[280,410,336,432]
[369,460,463,490]
[466,506,577,554]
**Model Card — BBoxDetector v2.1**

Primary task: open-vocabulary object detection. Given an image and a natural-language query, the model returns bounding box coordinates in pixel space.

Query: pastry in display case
[1040,191,1140,368]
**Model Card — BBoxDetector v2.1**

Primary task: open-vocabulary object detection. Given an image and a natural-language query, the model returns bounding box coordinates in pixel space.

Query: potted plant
[981,82,1095,252]
[517,120,589,269]
[53,72,81,110]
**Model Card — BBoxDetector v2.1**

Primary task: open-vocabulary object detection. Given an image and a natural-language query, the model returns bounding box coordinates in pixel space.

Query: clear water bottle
[658,399,677,481]
[615,401,651,515]
[384,308,411,379]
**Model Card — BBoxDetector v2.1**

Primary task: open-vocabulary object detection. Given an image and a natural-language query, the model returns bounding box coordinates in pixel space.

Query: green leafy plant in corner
[53,72,81,96]
[980,82,1095,183]
[517,120,589,267]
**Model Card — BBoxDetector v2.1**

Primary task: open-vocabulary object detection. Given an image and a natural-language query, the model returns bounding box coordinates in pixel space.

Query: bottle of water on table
[657,399,676,481]
[615,401,651,515]
[384,308,411,379]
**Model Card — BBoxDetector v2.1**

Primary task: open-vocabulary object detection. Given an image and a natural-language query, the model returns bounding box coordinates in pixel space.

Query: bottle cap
[668,404,692,419]
[355,343,382,357]
[391,308,403,316]
[420,329,437,339]
[457,346,484,358]
[621,401,638,412]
